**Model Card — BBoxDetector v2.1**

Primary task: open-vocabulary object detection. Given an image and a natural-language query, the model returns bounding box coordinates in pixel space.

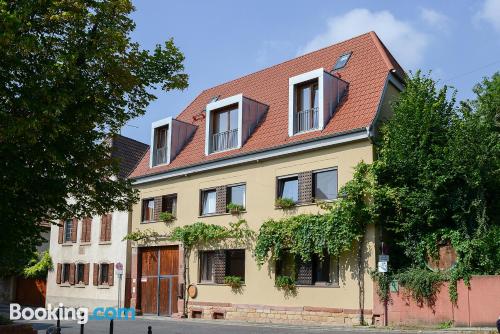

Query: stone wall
[188,302,370,326]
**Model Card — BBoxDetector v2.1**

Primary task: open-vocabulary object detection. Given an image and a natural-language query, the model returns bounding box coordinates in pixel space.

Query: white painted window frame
[150,117,172,167]
[205,94,243,156]
[288,68,325,137]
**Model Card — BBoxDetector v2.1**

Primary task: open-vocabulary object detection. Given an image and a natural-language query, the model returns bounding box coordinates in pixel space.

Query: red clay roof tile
[129,32,403,179]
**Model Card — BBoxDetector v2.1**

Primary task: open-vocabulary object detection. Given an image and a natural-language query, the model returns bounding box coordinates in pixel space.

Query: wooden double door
[139,246,179,316]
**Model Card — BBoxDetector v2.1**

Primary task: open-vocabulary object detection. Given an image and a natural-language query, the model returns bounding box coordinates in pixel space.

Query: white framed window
[205,94,243,155]
[150,118,172,167]
[288,68,347,137]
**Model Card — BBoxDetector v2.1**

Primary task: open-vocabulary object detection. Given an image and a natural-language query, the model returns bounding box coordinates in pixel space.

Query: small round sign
[115,262,123,270]
[187,284,197,299]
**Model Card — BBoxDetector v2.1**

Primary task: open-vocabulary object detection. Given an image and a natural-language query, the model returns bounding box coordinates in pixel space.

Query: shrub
[275,198,296,209]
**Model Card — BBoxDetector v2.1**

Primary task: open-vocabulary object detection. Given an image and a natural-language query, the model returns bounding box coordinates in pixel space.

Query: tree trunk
[357,235,365,325]
[182,247,190,317]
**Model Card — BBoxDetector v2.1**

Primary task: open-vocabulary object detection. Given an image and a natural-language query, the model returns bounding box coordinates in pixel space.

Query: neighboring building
[127,32,404,325]
[46,135,148,309]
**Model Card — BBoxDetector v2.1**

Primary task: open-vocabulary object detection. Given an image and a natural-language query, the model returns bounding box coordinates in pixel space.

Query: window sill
[152,162,169,168]
[61,243,74,247]
[197,282,246,287]
[97,284,111,289]
[98,241,112,245]
[74,284,87,288]
[59,283,71,287]
[198,212,230,218]
[292,128,322,137]
[140,220,157,224]
[294,284,340,288]
[274,200,338,210]
[209,147,240,155]
[79,242,91,246]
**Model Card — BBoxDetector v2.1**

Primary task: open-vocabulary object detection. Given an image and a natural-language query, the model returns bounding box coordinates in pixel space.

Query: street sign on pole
[379,255,389,262]
[378,261,388,273]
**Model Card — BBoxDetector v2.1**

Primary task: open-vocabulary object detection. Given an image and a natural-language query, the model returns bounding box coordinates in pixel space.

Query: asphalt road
[17,317,493,334]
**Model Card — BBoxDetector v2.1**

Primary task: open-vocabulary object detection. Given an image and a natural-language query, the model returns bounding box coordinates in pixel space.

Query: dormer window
[295,79,319,133]
[150,117,197,167]
[153,125,168,165]
[205,94,268,155]
[288,68,348,137]
[212,104,238,152]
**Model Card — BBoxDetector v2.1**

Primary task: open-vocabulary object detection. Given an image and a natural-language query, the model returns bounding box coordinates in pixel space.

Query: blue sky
[122,0,500,143]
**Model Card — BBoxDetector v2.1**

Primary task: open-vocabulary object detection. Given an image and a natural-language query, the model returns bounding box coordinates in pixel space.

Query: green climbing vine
[255,162,374,266]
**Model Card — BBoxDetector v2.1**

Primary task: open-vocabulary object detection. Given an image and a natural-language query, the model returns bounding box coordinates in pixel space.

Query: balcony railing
[296,107,319,133]
[212,129,238,152]
[153,146,168,165]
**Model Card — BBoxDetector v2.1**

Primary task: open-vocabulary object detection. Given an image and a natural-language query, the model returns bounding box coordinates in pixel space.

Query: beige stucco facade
[130,138,377,323]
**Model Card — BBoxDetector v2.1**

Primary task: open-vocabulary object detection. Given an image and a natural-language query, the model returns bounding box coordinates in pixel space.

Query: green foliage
[23,251,53,279]
[438,320,453,329]
[370,270,392,303]
[158,211,175,223]
[255,163,373,266]
[372,71,500,303]
[274,197,296,209]
[275,275,296,291]
[224,275,243,289]
[123,229,161,243]
[0,0,189,273]
[226,203,245,214]
[396,268,447,305]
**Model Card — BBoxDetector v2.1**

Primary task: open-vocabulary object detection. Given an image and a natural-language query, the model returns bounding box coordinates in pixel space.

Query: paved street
[15,317,495,334]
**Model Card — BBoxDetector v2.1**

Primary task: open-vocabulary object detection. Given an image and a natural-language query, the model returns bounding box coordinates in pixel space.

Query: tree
[0,0,188,274]
[372,72,500,301]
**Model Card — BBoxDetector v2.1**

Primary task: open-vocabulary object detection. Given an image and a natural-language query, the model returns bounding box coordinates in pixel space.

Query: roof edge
[131,128,369,184]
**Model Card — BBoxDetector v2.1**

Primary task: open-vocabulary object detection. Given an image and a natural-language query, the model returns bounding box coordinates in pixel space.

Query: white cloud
[475,0,500,33]
[297,8,428,70]
[419,8,450,32]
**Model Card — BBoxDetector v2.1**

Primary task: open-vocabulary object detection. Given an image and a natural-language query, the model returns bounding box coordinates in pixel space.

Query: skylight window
[333,52,352,71]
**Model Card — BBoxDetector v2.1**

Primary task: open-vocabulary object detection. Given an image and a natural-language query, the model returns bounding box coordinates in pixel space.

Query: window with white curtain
[201,189,216,215]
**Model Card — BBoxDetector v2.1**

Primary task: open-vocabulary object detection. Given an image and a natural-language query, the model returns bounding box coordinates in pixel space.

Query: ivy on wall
[254,163,374,266]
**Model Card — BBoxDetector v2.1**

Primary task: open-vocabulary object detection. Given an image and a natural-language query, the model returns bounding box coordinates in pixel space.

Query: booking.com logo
[10,303,135,324]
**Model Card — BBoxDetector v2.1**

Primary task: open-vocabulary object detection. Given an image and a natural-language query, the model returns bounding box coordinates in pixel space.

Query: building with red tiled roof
[128,32,404,325]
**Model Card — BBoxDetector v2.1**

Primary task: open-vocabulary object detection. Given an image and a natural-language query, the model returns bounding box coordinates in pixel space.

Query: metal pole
[109,319,113,334]
[147,325,152,334]
[80,323,84,334]
[117,273,122,309]
[56,307,61,329]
